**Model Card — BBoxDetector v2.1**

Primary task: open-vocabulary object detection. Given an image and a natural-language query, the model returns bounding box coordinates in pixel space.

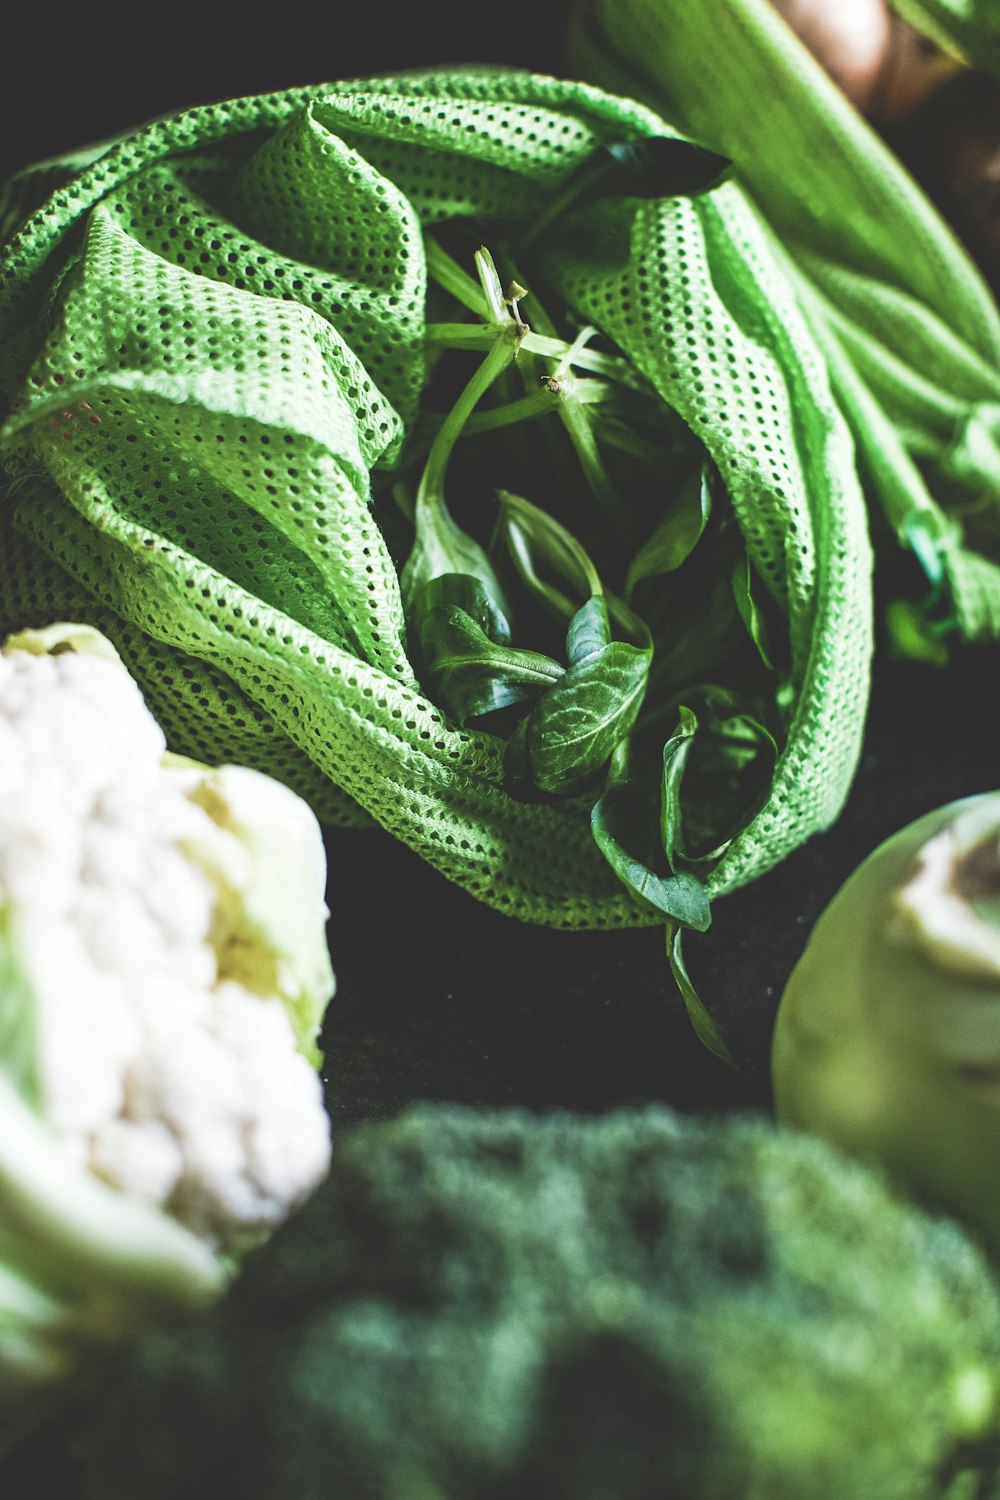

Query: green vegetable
[0,70,872,967]
[415,571,564,725]
[891,0,1000,76]
[567,0,1000,650]
[0,623,335,1455]
[75,1102,1000,1500]
[404,246,659,811]
[396,220,852,1045]
[772,791,1000,1257]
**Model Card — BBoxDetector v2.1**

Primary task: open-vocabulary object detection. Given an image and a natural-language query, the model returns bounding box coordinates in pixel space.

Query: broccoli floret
[78,1104,1000,1500]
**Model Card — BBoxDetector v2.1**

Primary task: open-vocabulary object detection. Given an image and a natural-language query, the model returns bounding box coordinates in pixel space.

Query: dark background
[0,6,576,185]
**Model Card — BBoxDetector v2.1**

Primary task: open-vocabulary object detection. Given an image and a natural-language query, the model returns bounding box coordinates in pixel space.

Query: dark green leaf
[666,922,733,1064]
[498,489,600,617]
[566,594,611,666]
[430,659,548,724]
[519,135,732,248]
[600,137,733,198]
[417,572,512,646]
[403,489,512,625]
[625,464,713,598]
[663,687,779,868]
[661,706,699,869]
[419,604,563,726]
[731,553,775,669]
[591,774,711,928]
[498,492,652,653]
[691,694,777,777]
[527,639,651,794]
[503,716,553,803]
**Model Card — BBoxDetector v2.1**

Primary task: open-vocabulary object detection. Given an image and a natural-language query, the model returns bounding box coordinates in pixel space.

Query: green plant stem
[424,236,490,318]
[424,322,643,386]
[416,328,525,512]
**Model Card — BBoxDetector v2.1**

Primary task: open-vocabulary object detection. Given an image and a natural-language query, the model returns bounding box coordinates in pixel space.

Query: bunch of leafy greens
[0,71,872,1055]
[376,182,790,1053]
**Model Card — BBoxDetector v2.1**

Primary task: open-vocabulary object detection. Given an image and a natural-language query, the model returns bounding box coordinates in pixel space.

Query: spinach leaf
[520,134,732,248]
[499,489,653,649]
[526,635,652,794]
[661,705,700,868]
[591,744,711,928]
[597,137,733,198]
[663,689,778,867]
[404,487,511,625]
[493,498,656,794]
[498,488,601,618]
[625,462,713,599]
[417,574,563,727]
[667,921,733,1064]
[566,593,612,665]
[418,571,512,646]
[731,552,775,670]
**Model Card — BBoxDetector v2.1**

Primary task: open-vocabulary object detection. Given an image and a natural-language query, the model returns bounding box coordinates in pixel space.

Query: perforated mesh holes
[0,70,874,923]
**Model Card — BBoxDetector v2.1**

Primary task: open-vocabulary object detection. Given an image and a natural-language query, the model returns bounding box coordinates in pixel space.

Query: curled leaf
[591,768,711,928]
[498,488,602,615]
[417,577,563,726]
[566,593,612,665]
[667,922,732,1064]
[520,134,732,248]
[526,638,652,794]
[625,462,713,599]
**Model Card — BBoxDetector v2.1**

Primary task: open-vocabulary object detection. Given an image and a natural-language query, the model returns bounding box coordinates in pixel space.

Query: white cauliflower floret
[0,624,335,1252]
[109,980,333,1242]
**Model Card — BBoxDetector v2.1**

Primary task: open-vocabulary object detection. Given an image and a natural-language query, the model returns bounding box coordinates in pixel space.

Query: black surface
[0,5,576,187]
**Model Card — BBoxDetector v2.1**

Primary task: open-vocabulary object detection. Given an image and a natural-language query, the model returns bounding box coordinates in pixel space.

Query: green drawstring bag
[567,0,1000,649]
[0,69,872,1041]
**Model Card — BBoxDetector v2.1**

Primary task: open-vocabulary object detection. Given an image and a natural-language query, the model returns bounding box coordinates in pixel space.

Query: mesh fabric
[0,70,872,927]
[567,0,1000,642]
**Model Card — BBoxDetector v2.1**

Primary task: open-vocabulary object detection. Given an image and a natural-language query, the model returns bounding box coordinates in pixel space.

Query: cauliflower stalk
[0,622,335,1450]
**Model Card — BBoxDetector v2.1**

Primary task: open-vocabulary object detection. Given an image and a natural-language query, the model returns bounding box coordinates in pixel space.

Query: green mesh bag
[0,69,871,949]
[568,0,1000,647]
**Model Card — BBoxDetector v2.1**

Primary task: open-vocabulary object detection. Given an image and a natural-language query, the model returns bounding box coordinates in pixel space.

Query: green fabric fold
[0,69,872,924]
[567,0,1000,636]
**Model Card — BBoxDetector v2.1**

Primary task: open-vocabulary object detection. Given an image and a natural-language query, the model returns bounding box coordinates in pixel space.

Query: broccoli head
[78,1103,1000,1500]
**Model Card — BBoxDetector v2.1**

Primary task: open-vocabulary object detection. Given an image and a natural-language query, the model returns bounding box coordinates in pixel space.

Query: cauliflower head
[0,622,336,1450]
